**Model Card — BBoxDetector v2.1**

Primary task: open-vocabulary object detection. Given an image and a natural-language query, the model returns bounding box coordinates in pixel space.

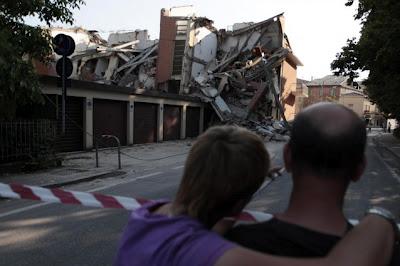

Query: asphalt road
[0,136,399,266]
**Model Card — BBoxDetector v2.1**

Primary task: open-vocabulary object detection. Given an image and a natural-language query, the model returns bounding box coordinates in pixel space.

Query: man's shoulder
[226,218,343,257]
[227,217,344,239]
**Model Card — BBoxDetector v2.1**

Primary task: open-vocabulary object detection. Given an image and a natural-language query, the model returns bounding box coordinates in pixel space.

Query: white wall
[190,27,218,79]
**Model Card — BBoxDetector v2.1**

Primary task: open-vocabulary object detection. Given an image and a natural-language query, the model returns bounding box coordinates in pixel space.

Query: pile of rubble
[192,46,292,141]
[42,28,159,90]
[180,15,293,141]
[41,9,299,141]
[244,119,290,141]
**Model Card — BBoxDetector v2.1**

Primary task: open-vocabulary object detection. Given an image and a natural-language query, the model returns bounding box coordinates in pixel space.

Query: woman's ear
[283,143,293,173]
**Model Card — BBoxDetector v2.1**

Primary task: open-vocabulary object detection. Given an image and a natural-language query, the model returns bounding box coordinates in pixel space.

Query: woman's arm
[215,214,395,266]
[325,214,395,266]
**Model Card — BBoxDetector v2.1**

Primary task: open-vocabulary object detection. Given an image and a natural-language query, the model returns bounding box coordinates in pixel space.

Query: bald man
[227,102,399,264]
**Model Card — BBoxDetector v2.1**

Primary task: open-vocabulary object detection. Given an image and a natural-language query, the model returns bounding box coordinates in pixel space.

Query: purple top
[114,200,236,266]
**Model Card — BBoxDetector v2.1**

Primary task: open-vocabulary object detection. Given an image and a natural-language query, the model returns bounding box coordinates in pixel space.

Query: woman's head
[174,125,270,227]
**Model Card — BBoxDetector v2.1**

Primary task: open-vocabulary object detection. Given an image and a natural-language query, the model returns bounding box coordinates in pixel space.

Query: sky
[25,0,364,81]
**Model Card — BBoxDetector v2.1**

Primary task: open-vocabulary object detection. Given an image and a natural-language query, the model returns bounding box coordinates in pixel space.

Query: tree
[0,0,84,120]
[331,0,400,120]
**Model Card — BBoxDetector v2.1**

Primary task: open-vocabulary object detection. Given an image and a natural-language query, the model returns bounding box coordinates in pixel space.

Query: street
[2,0,399,265]
[1,134,399,266]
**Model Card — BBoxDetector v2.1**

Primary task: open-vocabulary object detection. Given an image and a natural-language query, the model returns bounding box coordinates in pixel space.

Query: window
[330,88,336,97]
[172,40,186,75]
[319,87,323,97]
[348,104,354,108]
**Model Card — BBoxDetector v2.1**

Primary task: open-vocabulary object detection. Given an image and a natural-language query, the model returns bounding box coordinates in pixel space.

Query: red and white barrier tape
[2,182,400,228]
[0,182,273,222]
[0,182,147,210]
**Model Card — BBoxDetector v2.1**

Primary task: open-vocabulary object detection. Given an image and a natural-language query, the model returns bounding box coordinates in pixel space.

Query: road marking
[171,165,184,170]
[0,171,163,219]
[0,202,50,219]
[373,145,400,183]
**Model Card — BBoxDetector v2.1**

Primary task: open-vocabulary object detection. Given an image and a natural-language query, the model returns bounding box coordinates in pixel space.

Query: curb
[43,170,126,188]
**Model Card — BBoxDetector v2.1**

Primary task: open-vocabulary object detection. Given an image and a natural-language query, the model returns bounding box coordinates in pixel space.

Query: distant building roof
[341,91,364,97]
[297,78,309,84]
[306,75,348,86]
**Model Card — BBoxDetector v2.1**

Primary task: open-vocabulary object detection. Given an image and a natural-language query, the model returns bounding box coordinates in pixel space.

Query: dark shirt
[226,217,400,265]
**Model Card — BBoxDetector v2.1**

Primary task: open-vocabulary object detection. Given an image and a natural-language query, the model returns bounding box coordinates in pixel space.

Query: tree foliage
[331,0,400,119]
[0,0,84,120]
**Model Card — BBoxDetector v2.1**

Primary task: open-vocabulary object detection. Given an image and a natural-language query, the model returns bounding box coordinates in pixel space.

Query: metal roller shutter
[163,105,181,141]
[55,96,84,152]
[133,102,158,144]
[186,107,200,138]
[93,99,127,147]
[15,94,84,153]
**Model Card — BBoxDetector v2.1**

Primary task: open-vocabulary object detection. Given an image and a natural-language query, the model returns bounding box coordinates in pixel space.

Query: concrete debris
[177,13,294,140]
[37,28,159,90]
[38,8,301,140]
[244,119,290,142]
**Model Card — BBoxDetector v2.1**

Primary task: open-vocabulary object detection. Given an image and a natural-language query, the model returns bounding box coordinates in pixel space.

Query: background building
[295,75,385,126]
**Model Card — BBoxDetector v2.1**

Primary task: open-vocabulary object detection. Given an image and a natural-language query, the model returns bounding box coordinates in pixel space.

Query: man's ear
[351,155,366,182]
[283,143,292,173]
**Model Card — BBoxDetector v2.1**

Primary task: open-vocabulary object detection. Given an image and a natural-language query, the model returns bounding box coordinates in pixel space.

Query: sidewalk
[0,139,284,188]
[0,140,194,188]
[373,132,400,159]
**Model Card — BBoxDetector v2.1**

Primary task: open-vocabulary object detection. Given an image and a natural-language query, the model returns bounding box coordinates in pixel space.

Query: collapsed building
[35,6,302,140]
[35,27,158,89]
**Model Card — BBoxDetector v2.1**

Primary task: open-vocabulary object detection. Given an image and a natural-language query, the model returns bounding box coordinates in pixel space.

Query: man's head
[175,125,270,227]
[285,102,367,182]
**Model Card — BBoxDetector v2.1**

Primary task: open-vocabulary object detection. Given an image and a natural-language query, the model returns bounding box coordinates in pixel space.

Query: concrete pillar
[180,105,187,139]
[199,106,204,134]
[127,101,134,145]
[157,103,164,142]
[84,97,93,149]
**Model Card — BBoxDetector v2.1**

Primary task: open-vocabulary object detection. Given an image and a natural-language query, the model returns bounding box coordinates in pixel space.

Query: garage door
[15,94,84,153]
[55,96,84,152]
[93,99,127,147]
[134,102,158,144]
[163,105,181,141]
[186,107,200,138]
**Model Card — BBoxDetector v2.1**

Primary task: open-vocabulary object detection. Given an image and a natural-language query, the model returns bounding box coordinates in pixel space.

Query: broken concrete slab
[256,126,274,137]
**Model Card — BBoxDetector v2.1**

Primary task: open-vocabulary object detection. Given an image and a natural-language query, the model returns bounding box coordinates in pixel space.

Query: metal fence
[0,120,57,163]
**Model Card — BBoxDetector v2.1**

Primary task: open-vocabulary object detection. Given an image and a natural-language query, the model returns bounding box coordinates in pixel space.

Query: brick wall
[304,85,341,107]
